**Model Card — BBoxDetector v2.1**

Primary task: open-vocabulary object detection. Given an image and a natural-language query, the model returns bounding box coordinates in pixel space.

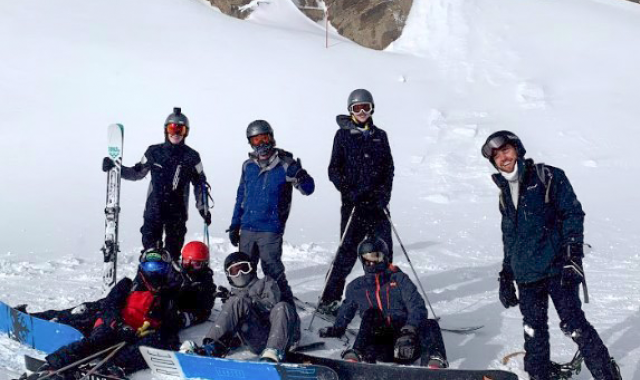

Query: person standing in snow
[317,89,394,314]
[482,130,621,380]
[227,120,315,304]
[318,235,448,368]
[102,107,212,261]
[181,251,300,363]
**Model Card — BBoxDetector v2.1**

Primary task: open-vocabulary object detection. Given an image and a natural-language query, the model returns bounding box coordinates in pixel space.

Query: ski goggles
[481,135,516,159]
[182,259,208,271]
[166,123,188,137]
[249,133,271,147]
[226,261,252,277]
[349,102,373,115]
[361,251,385,263]
[142,250,171,263]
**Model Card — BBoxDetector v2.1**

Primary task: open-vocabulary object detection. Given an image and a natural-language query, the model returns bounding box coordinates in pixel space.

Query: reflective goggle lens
[227,261,252,277]
[166,123,188,136]
[361,251,384,263]
[350,102,373,114]
[183,260,207,271]
[249,134,271,147]
[481,136,509,159]
[143,251,171,263]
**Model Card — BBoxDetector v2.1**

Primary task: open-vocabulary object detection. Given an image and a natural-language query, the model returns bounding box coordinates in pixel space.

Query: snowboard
[288,352,519,380]
[139,346,339,380]
[0,300,83,354]
[102,123,124,290]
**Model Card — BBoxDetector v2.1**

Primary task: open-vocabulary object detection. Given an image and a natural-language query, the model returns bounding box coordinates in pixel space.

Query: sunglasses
[226,261,252,277]
[249,134,271,147]
[361,251,384,263]
[182,259,208,271]
[166,123,188,137]
[350,102,373,115]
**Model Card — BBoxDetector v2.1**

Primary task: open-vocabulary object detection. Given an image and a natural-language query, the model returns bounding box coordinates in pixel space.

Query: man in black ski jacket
[103,107,211,260]
[318,89,394,313]
[482,130,621,380]
[319,236,447,368]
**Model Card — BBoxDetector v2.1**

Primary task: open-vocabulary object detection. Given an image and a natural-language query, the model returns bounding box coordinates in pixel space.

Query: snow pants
[141,204,187,261]
[31,300,103,336]
[205,296,300,355]
[239,230,294,303]
[518,275,616,380]
[320,204,393,304]
[352,309,446,366]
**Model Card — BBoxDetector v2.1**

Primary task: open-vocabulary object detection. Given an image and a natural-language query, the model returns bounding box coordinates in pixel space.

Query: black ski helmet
[164,107,190,137]
[481,130,526,165]
[357,235,390,274]
[246,120,274,140]
[224,251,256,288]
[347,89,375,114]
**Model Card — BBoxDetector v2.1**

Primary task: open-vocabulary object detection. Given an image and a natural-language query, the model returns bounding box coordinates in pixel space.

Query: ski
[293,297,483,334]
[23,356,126,380]
[288,351,519,380]
[102,123,124,291]
[139,346,339,380]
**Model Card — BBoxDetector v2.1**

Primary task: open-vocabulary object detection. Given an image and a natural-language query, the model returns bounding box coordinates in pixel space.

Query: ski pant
[518,275,616,380]
[320,204,393,304]
[352,309,446,366]
[239,230,294,304]
[205,296,300,355]
[141,205,187,261]
[46,324,179,374]
[31,301,102,337]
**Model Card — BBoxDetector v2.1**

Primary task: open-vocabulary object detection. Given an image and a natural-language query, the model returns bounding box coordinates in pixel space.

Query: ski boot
[260,348,285,363]
[317,301,341,316]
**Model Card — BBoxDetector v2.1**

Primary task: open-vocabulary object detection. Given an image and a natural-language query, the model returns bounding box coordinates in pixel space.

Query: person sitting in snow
[481,130,621,380]
[181,251,300,363]
[318,235,448,369]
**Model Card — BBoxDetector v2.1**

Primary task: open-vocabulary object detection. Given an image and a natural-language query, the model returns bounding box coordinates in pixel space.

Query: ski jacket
[228,276,282,319]
[329,115,394,208]
[334,266,427,332]
[492,159,585,284]
[122,142,207,220]
[231,149,315,234]
[176,268,216,328]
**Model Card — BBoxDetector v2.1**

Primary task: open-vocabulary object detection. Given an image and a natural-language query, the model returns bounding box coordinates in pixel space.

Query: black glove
[102,157,115,172]
[117,324,138,343]
[199,209,212,225]
[226,225,240,247]
[498,268,519,309]
[561,244,584,288]
[318,326,345,338]
[286,158,302,178]
[394,327,420,361]
[215,286,230,304]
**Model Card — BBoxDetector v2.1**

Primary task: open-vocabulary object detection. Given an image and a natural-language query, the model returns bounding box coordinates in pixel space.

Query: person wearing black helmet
[102,107,211,260]
[319,89,395,314]
[318,236,447,369]
[227,120,315,304]
[482,131,621,380]
[181,251,300,363]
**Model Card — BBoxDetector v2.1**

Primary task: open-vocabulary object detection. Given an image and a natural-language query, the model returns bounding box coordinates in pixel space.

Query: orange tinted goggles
[350,102,373,114]
[166,123,188,137]
[249,134,271,147]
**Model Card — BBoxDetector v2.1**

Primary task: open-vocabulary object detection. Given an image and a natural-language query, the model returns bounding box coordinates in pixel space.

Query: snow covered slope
[1,0,639,378]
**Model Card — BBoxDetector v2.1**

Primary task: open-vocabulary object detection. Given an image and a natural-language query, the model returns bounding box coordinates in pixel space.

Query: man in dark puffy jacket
[318,89,394,313]
[227,120,315,304]
[318,236,447,369]
[102,107,211,260]
[482,130,621,380]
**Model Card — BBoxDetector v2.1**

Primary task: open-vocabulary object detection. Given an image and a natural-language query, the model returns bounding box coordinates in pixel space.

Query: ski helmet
[224,251,256,288]
[357,236,390,274]
[246,120,275,157]
[164,107,190,138]
[139,248,172,289]
[181,241,210,272]
[481,130,526,164]
[347,89,375,115]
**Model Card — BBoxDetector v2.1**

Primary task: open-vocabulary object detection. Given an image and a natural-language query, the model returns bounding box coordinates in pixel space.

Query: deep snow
[1,0,639,378]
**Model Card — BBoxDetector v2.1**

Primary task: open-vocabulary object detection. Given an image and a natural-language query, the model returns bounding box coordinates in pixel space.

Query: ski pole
[383,207,439,321]
[78,341,127,380]
[37,342,124,380]
[307,206,357,331]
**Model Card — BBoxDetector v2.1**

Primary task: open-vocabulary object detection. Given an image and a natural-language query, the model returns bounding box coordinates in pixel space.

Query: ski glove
[498,268,519,309]
[199,209,212,225]
[227,225,240,247]
[394,327,420,362]
[215,286,230,304]
[318,326,345,338]
[561,244,584,288]
[102,157,115,172]
[286,158,303,179]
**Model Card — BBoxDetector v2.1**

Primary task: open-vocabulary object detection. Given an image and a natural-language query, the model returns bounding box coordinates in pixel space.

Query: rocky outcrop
[205,0,254,19]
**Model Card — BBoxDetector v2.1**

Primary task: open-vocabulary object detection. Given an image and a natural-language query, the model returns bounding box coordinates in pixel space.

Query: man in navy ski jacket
[482,130,621,380]
[228,120,314,304]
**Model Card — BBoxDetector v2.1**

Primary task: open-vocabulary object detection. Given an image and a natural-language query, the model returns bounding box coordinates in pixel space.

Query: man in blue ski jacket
[482,130,621,380]
[227,120,315,303]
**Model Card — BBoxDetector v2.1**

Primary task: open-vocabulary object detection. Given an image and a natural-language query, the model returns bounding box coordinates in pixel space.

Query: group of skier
[19,88,622,379]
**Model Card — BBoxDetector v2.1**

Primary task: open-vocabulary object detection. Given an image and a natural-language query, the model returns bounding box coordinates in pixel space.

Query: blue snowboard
[140,346,339,380]
[0,300,84,354]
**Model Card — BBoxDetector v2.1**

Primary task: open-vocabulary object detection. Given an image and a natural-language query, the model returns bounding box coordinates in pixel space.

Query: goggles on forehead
[143,250,171,263]
[182,259,208,271]
[481,135,517,159]
[361,251,385,263]
[226,261,252,277]
[249,134,271,147]
[349,102,373,115]
[166,123,188,137]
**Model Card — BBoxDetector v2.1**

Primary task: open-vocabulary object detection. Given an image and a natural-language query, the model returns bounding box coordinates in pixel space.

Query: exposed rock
[205,0,254,19]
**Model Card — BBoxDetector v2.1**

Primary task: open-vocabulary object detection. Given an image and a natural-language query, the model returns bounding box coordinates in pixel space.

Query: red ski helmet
[181,241,210,272]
